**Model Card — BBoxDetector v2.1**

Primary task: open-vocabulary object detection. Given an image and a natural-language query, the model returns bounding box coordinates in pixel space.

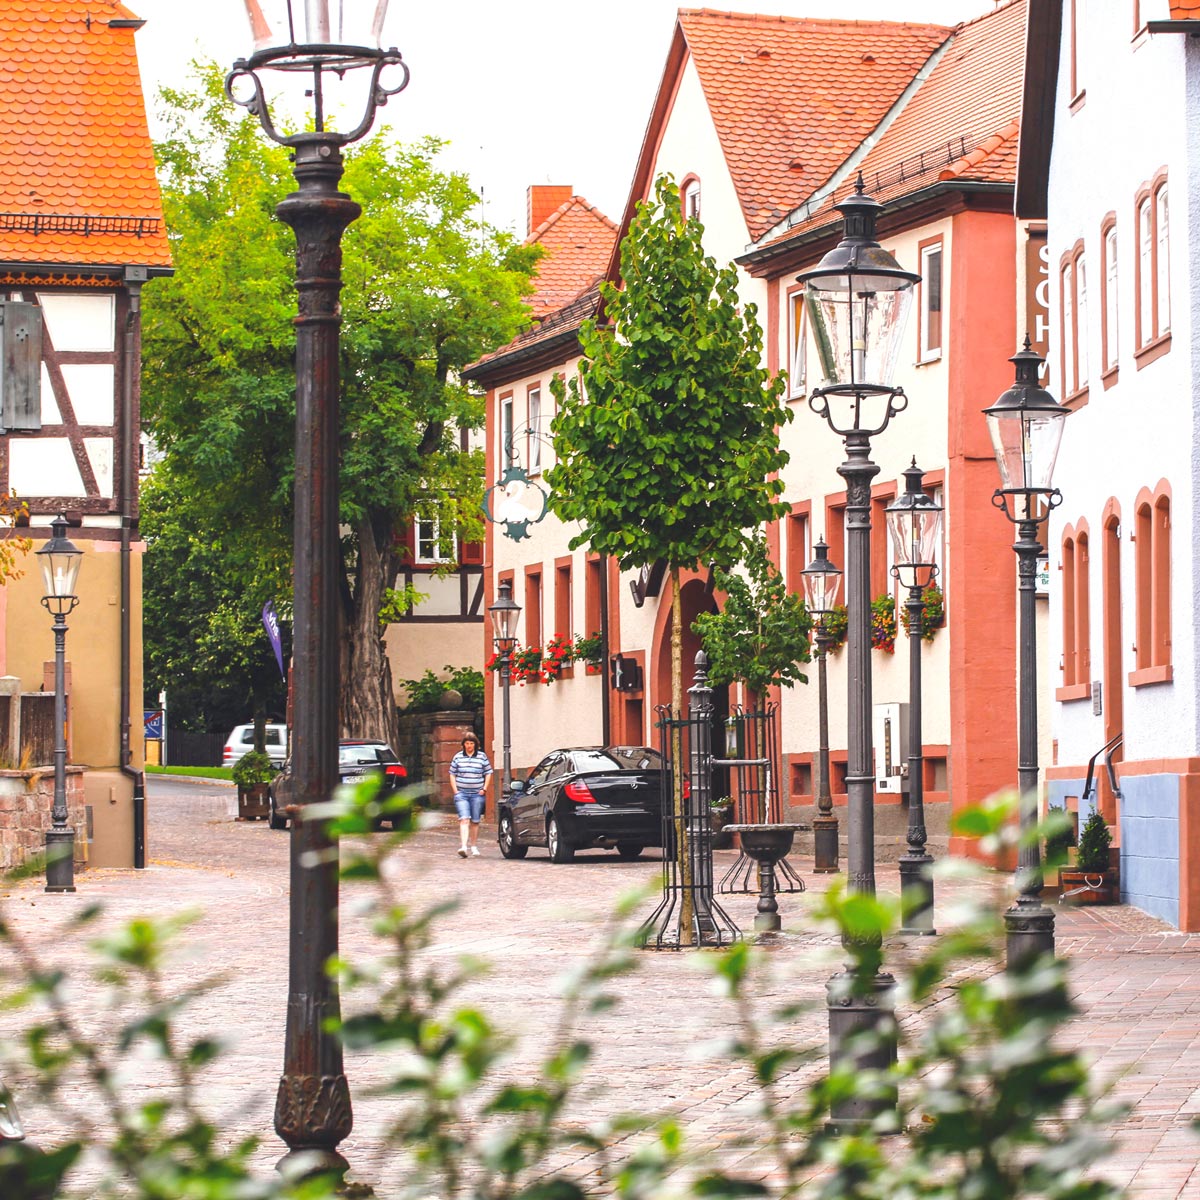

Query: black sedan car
[269,740,408,830]
[498,746,664,863]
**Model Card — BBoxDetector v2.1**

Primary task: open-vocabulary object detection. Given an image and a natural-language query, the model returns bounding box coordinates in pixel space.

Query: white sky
[131,0,995,237]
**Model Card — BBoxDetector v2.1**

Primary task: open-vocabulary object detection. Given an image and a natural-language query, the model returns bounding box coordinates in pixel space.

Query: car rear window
[339,743,392,767]
[571,748,662,773]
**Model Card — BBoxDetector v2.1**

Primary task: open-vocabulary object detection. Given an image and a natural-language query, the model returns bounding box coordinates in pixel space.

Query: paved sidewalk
[1,779,1198,1196]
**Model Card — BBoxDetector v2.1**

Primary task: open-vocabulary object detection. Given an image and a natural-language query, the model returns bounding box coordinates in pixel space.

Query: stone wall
[0,767,87,872]
[395,709,482,810]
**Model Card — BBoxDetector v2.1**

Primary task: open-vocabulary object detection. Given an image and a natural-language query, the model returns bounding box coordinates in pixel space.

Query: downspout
[121,267,147,868]
[600,554,611,746]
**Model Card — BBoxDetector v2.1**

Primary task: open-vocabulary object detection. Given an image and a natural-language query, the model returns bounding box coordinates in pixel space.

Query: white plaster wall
[773,217,954,763]
[1045,0,1197,767]
[652,58,770,343]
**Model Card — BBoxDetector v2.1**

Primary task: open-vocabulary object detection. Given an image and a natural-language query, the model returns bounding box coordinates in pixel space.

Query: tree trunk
[339,514,400,748]
[671,569,694,945]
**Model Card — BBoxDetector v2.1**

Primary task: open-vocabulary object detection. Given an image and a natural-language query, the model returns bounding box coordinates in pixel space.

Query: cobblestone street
[2,776,1199,1197]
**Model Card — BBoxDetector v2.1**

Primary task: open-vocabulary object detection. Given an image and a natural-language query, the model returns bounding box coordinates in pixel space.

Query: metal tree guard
[718,703,805,896]
[640,652,740,950]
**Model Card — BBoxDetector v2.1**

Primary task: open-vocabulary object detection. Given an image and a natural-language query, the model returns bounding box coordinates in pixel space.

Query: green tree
[141,67,539,745]
[141,469,286,734]
[693,533,812,698]
[548,177,791,936]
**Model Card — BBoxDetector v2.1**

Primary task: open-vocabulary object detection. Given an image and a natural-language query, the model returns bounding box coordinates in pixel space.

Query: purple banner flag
[262,601,285,678]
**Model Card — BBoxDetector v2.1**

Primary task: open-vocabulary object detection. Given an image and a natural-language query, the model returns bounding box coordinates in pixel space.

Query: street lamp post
[37,514,82,895]
[488,580,521,798]
[800,539,842,873]
[885,461,942,935]
[984,338,1069,971]
[798,175,919,1130]
[226,1,408,1178]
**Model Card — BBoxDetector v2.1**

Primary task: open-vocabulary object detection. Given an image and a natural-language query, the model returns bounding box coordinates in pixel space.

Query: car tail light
[563,779,596,803]
[384,764,407,779]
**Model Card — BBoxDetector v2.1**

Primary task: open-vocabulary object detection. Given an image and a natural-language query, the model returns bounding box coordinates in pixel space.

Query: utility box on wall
[873,702,909,795]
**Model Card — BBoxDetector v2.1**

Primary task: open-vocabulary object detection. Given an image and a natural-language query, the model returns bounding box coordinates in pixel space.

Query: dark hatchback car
[498,746,665,863]
[269,740,407,830]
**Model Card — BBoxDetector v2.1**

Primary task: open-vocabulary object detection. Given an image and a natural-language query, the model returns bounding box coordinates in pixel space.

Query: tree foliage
[547,176,791,573]
[693,534,812,696]
[141,66,540,740]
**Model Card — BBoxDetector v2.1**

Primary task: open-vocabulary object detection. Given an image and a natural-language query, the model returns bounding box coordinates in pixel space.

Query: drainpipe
[600,554,611,746]
[121,267,147,869]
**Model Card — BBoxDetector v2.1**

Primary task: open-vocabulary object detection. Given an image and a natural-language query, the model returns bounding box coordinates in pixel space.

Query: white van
[223,723,288,769]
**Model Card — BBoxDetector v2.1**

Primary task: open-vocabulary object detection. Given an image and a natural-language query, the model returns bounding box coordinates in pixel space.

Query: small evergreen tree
[1076,809,1113,873]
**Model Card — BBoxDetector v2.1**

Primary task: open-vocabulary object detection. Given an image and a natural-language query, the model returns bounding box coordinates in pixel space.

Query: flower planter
[710,806,733,850]
[237,782,271,821]
[585,662,603,675]
[1058,869,1117,905]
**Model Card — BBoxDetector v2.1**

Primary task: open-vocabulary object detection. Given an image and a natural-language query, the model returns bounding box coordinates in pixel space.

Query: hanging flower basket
[510,646,547,686]
[543,633,576,681]
[820,604,848,652]
[871,594,897,654]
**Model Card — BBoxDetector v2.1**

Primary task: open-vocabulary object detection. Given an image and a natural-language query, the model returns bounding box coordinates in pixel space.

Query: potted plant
[1059,809,1116,904]
[871,594,897,654]
[574,631,603,673]
[232,750,274,821]
[710,796,734,850]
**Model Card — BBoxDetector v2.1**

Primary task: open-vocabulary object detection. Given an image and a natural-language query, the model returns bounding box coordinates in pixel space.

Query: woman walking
[449,734,493,858]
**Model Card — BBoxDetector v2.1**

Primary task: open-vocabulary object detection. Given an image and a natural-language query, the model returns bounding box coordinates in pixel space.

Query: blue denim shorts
[454,791,485,822]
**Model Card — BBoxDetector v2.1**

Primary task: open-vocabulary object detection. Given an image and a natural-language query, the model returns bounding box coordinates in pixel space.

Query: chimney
[527,185,572,236]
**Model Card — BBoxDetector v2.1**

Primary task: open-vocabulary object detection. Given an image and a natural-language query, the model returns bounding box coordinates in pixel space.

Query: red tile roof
[0,1,170,269]
[751,0,1026,258]
[678,9,950,240]
[526,195,618,317]
[1170,1,1200,16]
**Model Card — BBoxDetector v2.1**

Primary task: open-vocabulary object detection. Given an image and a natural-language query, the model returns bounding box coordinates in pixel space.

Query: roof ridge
[678,7,950,34]
[526,194,617,245]
[951,0,1025,35]
[938,118,1020,179]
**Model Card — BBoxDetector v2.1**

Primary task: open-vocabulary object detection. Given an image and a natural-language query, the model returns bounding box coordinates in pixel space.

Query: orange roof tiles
[755,0,1026,255]
[678,9,950,239]
[525,195,618,317]
[1170,1,1200,16]
[0,1,170,269]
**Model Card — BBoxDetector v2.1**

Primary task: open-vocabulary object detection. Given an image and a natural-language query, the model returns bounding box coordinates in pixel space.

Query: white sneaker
[457,847,468,858]
[470,846,481,857]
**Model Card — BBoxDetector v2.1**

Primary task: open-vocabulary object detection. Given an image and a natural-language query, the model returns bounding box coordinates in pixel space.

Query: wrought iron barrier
[639,652,740,950]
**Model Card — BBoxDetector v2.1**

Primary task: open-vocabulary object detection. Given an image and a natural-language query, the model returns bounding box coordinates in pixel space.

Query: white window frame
[787,292,806,399]
[500,393,514,466]
[1138,197,1153,345]
[1156,185,1170,335]
[1076,252,1089,390]
[1062,259,1076,396]
[918,241,943,363]
[1103,223,1118,374]
[684,179,701,220]
[416,514,450,564]
[528,386,542,473]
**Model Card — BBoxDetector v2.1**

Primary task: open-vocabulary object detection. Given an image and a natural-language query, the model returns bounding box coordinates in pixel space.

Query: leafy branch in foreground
[0,793,1139,1198]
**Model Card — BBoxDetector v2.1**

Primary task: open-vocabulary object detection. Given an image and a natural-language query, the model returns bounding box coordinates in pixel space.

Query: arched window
[682,176,701,221]
[1060,240,1088,399]
[1131,482,1172,684]
[1060,521,1091,698]
[1135,170,1171,366]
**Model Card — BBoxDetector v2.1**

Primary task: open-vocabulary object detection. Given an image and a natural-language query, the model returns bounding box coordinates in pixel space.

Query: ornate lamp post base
[812,816,839,873]
[1004,896,1056,968]
[826,969,898,1132]
[44,827,76,894]
[897,852,934,935]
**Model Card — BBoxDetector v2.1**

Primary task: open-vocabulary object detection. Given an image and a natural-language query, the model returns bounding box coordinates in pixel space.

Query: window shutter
[0,302,43,431]
[460,539,483,564]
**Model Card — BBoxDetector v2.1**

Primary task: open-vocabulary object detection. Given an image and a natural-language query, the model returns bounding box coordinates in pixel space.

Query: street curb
[145,773,236,788]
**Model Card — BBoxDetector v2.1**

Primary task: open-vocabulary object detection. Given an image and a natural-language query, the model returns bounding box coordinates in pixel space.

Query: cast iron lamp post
[226,0,408,1178]
[799,538,842,873]
[799,175,919,1130]
[885,461,942,935]
[37,514,82,895]
[984,338,1069,971]
[488,580,521,797]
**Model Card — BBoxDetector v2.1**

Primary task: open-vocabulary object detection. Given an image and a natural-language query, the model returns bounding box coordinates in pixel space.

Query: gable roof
[0,0,171,271]
[615,9,951,256]
[526,195,618,317]
[744,0,1026,267]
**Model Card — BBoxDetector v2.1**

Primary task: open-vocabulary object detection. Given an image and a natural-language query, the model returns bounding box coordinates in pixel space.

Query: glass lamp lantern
[983,339,1070,523]
[37,514,82,619]
[241,0,392,60]
[800,539,842,618]
[798,178,920,434]
[886,461,943,591]
[488,579,521,656]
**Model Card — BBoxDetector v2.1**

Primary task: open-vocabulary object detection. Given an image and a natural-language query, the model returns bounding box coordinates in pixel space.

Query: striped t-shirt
[450,749,492,794]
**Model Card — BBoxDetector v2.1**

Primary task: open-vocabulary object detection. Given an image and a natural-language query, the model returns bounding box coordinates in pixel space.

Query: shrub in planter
[231,750,273,788]
[1060,809,1116,904]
